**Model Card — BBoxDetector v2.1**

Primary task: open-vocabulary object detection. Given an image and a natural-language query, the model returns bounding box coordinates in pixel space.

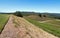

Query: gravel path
[0,16,58,38]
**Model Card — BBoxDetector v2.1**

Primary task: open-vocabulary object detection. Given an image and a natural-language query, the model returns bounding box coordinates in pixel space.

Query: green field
[0,14,9,32]
[25,18,60,37]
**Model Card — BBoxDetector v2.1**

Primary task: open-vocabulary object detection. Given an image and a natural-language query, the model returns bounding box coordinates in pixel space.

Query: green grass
[25,17,60,37]
[0,14,9,32]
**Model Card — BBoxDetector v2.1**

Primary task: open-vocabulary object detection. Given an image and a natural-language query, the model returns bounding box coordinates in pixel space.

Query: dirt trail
[0,16,20,38]
[0,16,58,38]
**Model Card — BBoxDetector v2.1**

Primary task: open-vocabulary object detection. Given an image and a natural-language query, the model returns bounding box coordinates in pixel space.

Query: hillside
[0,15,58,38]
[17,11,60,19]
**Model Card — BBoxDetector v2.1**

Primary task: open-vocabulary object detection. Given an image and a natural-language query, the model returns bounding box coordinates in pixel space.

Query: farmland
[0,14,9,32]
[25,17,60,37]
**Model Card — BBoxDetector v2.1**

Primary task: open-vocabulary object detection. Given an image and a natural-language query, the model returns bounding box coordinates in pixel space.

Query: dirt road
[0,15,58,38]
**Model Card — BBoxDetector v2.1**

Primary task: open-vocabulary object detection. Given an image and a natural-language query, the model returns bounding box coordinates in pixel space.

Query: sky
[0,0,60,13]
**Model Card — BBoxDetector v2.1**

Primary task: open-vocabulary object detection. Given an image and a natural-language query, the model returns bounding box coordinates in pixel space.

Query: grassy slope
[25,17,60,37]
[0,14,9,32]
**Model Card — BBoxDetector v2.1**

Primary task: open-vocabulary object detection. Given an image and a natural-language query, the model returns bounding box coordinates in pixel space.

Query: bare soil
[0,15,58,38]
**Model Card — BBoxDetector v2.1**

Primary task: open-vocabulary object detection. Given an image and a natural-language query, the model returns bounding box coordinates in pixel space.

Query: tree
[43,15,46,17]
[14,11,23,17]
[39,14,42,17]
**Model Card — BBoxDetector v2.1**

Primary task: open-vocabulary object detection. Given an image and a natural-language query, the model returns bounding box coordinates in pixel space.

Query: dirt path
[0,16,58,38]
[0,16,20,38]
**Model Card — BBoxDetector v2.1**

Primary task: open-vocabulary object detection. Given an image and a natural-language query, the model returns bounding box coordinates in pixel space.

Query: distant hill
[20,12,36,16]
[41,13,60,19]
[15,11,60,19]
[0,11,60,19]
[22,12,60,19]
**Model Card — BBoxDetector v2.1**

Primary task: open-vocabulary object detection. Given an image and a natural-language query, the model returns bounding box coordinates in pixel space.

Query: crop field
[25,17,60,37]
[0,14,9,32]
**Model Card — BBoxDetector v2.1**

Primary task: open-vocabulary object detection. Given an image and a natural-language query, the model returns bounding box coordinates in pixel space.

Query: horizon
[0,0,60,13]
[0,11,60,14]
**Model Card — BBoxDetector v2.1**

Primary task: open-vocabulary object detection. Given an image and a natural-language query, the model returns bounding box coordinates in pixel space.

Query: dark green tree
[14,11,23,17]
[39,14,42,17]
[43,15,46,17]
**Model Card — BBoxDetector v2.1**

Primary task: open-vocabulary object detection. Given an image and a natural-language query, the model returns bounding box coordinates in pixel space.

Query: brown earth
[0,15,58,38]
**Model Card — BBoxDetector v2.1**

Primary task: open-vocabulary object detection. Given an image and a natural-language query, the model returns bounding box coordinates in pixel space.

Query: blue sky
[0,0,60,13]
